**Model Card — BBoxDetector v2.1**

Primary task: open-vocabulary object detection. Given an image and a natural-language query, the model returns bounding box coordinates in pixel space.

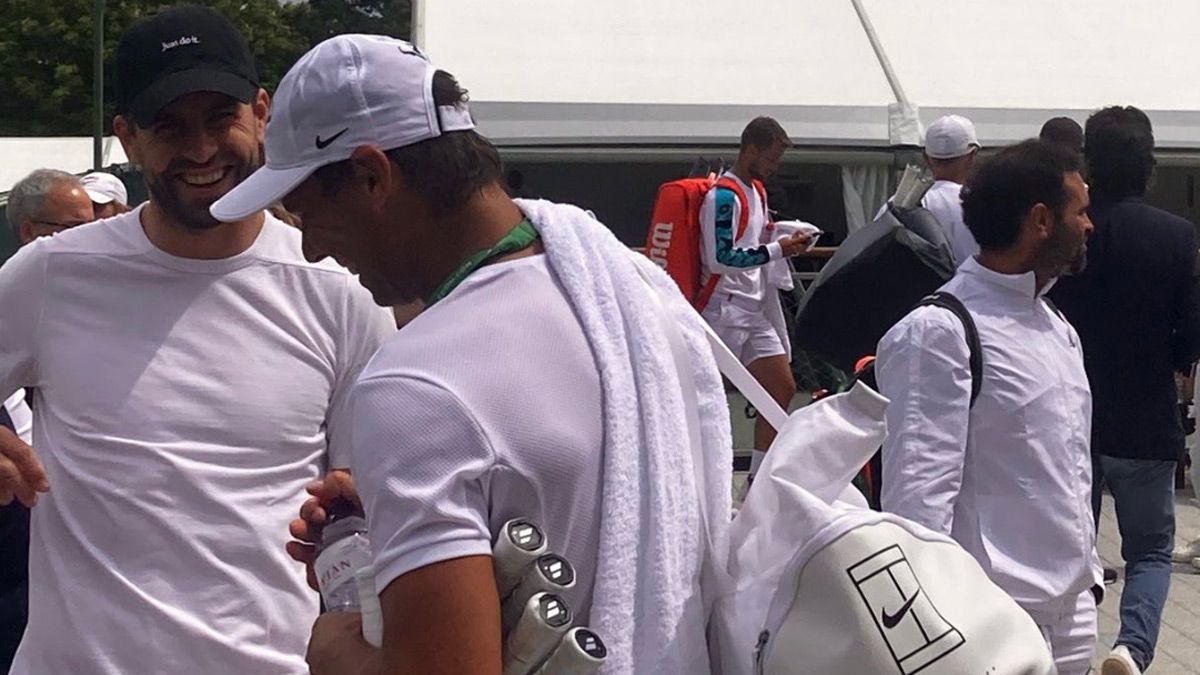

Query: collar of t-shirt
[129,204,277,275]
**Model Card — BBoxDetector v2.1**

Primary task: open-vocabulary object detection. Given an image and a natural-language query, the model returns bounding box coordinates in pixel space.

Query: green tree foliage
[0,0,411,136]
[290,0,411,43]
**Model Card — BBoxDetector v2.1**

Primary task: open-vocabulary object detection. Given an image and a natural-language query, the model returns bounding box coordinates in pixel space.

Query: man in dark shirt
[1052,106,1200,675]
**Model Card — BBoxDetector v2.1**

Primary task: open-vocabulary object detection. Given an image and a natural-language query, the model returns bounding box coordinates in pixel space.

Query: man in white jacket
[877,139,1101,675]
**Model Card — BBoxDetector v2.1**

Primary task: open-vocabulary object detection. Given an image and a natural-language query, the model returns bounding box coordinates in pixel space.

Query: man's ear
[348,146,395,209]
[113,115,140,165]
[252,88,270,144]
[18,219,34,246]
[1027,202,1054,241]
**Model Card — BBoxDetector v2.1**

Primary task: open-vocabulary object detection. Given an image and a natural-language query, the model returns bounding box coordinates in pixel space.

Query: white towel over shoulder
[517,199,732,673]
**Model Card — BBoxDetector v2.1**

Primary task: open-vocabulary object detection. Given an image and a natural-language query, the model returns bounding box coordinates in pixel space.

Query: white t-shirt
[352,254,604,621]
[0,207,395,675]
[3,390,31,443]
[921,180,980,266]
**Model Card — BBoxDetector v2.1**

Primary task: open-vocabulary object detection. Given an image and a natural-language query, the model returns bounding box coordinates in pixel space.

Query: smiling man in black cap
[0,6,393,674]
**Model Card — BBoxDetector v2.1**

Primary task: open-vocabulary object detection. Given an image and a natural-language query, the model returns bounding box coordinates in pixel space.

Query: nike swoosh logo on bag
[881,591,918,629]
[315,128,349,149]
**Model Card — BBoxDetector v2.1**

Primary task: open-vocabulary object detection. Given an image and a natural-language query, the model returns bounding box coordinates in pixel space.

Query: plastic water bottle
[314,500,372,612]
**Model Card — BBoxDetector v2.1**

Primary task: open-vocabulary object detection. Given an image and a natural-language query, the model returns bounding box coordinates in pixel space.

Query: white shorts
[702,294,786,366]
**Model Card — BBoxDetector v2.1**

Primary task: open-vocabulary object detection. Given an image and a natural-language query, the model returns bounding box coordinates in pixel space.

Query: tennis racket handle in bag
[501,553,576,635]
[493,519,548,599]
[502,592,573,675]
[532,627,608,675]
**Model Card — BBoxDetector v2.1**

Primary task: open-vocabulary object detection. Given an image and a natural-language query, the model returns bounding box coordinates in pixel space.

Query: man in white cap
[922,114,982,266]
[79,171,130,219]
[214,34,729,675]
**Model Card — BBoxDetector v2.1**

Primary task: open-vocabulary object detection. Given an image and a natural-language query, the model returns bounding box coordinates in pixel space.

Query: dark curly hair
[740,116,792,151]
[961,139,1083,251]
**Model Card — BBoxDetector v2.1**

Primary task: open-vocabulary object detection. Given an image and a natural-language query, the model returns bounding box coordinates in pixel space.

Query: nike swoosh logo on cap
[881,591,919,629]
[315,128,349,150]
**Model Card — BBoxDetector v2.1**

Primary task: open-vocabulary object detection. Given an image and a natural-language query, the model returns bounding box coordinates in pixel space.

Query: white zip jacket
[876,257,1101,622]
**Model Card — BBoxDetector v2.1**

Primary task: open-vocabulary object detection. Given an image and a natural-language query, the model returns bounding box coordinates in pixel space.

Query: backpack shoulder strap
[916,291,983,407]
[751,179,768,215]
[714,176,751,240]
[1042,296,1065,321]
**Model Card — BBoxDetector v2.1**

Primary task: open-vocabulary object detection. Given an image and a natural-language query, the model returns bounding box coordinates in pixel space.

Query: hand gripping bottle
[314,500,372,612]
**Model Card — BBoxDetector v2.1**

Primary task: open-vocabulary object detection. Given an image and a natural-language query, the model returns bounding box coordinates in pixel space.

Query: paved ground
[1097,490,1200,674]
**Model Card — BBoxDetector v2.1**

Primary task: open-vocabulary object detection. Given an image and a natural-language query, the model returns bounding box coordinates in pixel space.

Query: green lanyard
[426,218,540,306]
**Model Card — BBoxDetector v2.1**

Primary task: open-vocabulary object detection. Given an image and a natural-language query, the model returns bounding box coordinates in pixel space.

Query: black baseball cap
[115,5,260,128]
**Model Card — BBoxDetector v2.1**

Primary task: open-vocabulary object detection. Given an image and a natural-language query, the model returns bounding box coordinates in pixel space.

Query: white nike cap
[79,171,128,205]
[211,34,475,222]
[923,114,981,159]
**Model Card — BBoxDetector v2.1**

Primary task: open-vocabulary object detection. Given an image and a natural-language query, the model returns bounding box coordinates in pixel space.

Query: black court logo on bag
[847,545,964,675]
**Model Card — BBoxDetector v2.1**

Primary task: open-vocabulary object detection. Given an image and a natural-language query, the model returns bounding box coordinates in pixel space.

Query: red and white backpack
[644,175,766,311]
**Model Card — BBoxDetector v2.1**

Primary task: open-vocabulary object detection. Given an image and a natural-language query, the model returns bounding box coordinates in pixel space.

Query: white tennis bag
[640,262,1055,675]
[695,330,1056,675]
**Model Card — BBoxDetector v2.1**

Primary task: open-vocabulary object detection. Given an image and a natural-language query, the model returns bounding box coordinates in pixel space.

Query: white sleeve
[0,242,48,396]
[351,374,495,593]
[325,276,395,469]
[876,307,973,536]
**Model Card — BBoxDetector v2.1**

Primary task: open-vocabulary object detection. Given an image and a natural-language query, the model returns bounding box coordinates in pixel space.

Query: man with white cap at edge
[922,114,982,266]
[79,171,130,219]
[215,34,731,674]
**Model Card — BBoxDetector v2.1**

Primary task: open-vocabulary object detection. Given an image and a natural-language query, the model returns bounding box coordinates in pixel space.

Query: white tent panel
[865,0,1200,112]
[418,1,1200,150]
[417,0,893,107]
[0,137,128,196]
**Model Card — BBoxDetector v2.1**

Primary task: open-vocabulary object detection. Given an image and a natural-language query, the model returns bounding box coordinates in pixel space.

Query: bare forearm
[379,555,503,675]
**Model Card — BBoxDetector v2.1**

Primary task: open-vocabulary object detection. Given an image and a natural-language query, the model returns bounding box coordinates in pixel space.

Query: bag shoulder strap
[637,264,789,432]
[750,179,768,217]
[1042,296,1065,321]
[916,291,983,407]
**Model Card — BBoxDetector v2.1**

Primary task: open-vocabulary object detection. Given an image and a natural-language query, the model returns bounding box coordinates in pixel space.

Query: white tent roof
[415,0,1200,149]
[0,137,128,196]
